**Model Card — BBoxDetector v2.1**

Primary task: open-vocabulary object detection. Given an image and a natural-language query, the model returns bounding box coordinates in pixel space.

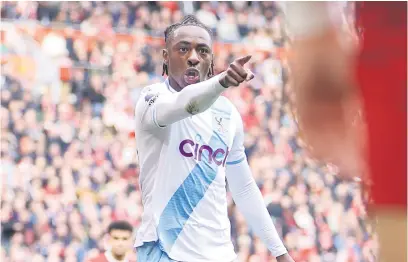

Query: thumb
[245,69,255,81]
[236,55,252,66]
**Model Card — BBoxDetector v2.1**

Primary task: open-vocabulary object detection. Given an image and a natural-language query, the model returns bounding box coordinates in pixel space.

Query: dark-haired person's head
[107,221,133,260]
[162,15,214,91]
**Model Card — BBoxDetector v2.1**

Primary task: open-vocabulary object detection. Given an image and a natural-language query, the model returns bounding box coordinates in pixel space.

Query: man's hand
[277,253,295,262]
[219,55,255,88]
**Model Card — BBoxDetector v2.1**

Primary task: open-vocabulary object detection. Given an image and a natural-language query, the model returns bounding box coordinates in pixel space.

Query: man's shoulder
[140,82,167,97]
[213,96,234,110]
[216,95,233,104]
[213,96,240,118]
[136,82,169,108]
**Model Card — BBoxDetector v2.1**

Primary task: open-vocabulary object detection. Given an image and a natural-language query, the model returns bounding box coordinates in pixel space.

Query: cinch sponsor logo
[179,136,229,167]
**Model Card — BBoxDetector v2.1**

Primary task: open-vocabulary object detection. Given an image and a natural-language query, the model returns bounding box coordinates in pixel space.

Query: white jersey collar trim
[164,78,176,93]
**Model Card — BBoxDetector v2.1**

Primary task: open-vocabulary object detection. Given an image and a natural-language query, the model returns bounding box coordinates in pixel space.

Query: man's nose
[187,50,200,66]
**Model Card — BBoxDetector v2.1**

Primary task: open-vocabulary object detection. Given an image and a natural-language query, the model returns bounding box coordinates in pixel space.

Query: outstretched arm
[135,74,225,130]
[135,56,254,130]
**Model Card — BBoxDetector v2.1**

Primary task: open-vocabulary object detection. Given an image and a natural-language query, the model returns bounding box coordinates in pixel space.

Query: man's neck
[104,251,127,262]
[168,77,182,92]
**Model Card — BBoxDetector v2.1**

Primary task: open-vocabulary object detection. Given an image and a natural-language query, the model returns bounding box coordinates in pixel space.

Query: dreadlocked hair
[162,15,214,77]
[164,15,213,43]
[162,63,168,76]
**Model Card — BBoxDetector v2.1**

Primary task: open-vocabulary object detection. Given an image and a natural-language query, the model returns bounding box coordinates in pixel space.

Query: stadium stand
[1,2,374,262]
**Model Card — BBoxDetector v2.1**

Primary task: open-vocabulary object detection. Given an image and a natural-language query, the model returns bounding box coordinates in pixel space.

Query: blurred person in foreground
[134,15,294,262]
[87,221,135,262]
[282,2,407,261]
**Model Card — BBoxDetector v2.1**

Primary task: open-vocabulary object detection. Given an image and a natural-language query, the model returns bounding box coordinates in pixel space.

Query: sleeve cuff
[211,73,226,90]
[272,248,288,258]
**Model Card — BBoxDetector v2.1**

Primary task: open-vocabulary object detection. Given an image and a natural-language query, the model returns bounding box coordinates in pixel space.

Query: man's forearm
[226,161,288,258]
[155,75,225,127]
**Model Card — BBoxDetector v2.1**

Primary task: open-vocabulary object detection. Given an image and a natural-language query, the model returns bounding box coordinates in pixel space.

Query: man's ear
[162,49,169,65]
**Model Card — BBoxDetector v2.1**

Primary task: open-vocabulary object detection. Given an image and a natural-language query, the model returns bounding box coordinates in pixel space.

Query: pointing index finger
[235,55,252,66]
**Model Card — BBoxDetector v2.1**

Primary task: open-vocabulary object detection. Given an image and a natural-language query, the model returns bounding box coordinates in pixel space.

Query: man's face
[163,25,213,90]
[108,229,132,257]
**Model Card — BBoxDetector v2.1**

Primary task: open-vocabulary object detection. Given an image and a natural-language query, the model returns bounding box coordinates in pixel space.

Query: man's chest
[169,109,235,167]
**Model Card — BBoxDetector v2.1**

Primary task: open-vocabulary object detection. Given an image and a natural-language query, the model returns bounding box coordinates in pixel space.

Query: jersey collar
[164,78,176,93]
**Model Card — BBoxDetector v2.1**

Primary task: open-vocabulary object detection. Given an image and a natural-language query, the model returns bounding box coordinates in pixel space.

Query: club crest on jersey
[144,93,158,106]
[215,116,228,134]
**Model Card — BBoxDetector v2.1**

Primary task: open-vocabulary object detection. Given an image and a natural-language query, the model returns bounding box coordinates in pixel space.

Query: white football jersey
[134,79,246,262]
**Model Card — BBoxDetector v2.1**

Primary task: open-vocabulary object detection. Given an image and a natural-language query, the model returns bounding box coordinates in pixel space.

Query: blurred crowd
[1,2,374,262]
[1,1,284,46]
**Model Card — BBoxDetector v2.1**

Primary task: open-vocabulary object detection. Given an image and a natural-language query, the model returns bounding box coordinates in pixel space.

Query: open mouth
[183,68,200,85]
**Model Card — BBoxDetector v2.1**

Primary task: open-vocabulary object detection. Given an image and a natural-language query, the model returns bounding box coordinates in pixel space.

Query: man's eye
[199,49,209,54]
[179,47,188,53]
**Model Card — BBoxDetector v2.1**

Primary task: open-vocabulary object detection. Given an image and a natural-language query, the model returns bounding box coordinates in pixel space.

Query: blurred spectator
[1,1,374,262]
[86,220,136,262]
